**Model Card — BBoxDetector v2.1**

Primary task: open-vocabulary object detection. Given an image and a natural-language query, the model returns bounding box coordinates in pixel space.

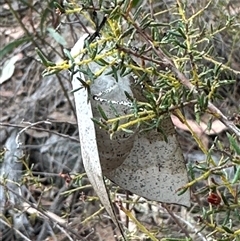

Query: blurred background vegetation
[0,0,240,240]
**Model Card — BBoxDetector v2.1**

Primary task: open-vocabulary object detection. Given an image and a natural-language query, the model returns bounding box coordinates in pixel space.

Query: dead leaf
[70,37,125,236]
[25,129,49,138]
[0,53,22,84]
[172,115,227,135]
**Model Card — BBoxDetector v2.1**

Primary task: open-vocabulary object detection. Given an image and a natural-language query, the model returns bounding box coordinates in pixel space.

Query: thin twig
[15,120,52,148]
[0,122,79,143]
[161,205,208,241]
[56,74,78,120]
[162,204,191,239]
[0,218,32,241]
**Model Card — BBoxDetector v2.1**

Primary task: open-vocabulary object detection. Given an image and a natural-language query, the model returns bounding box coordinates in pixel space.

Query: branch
[123,13,240,138]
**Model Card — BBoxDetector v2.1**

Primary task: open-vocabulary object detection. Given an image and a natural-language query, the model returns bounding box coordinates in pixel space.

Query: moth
[71,34,190,207]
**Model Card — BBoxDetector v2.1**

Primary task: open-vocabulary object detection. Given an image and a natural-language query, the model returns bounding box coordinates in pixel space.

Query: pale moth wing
[71,34,190,221]
[106,115,191,206]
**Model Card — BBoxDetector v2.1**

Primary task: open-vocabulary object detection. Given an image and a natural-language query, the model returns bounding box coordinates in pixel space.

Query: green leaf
[97,105,109,121]
[119,27,135,39]
[36,48,56,67]
[131,0,143,8]
[53,1,65,13]
[91,118,108,130]
[222,208,231,225]
[94,58,109,66]
[177,187,189,196]
[231,166,240,184]
[221,225,234,234]
[124,91,134,102]
[109,102,120,117]
[89,43,98,60]
[227,133,240,155]
[133,5,143,21]
[177,27,187,39]
[173,39,187,49]
[84,65,95,82]
[140,13,151,27]
[0,37,30,59]
[111,120,120,132]
[63,48,74,62]
[47,27,67,46]
[120,67,132,77]
[188,163,196,180]
[42,68,61,76]
[149,22,170,27]
[70,87,83,93]
[106,65,119,82]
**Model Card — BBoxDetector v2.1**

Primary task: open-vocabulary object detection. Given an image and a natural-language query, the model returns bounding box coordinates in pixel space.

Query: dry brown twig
[0,121,79,143]
[161,204,207,241]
